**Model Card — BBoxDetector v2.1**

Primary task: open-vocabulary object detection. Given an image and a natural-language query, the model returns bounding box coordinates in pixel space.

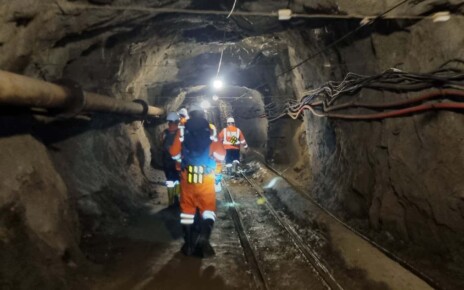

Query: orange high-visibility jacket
[218,125,247,150]
[169,130,226,172]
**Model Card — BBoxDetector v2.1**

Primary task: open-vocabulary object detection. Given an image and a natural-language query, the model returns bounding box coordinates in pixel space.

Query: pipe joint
[54,79,86,119]
[133,99,149,116]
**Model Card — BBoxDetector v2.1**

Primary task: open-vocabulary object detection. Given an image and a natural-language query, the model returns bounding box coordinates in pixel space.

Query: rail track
[222,171,343,290]
[221,162,438,290]
[263,163,441,290]
[222,181,270,290]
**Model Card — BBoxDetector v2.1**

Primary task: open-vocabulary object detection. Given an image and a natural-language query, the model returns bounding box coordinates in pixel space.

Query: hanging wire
[216,46,225,77]
[208,2,464,122]
[226,0,238,18]
[265,66,464,121]
[51,2,449,20]
[252,0,412,94]
[279,0,411,75]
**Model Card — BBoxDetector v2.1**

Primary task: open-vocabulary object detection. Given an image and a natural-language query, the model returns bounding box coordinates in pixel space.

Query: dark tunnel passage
[1,1,464,290]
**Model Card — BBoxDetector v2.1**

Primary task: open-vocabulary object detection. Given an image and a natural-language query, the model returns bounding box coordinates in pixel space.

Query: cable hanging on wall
[264,65,464,122]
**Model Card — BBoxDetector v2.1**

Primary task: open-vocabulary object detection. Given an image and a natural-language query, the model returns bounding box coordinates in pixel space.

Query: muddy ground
[63,164,432,290]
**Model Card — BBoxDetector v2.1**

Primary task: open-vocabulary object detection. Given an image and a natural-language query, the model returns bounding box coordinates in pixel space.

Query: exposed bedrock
[0,0,463,289]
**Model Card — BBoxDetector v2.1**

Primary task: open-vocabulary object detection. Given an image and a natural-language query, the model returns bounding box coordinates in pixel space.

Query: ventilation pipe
[0,70,164,118]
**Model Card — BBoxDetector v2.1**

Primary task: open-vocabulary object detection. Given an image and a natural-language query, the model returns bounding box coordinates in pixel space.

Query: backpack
[181,117,215,172]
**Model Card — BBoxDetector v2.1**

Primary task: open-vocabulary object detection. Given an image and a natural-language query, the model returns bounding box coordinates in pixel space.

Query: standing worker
[161,112,181,206]
[178,108,189,125]
[170,105,225,257]
[218,117,248,175]
[177,107,189,143]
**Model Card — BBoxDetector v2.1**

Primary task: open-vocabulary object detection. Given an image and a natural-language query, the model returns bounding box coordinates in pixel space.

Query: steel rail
[264,163,443,290]
[237,173,343,290]
[222,183,270,290]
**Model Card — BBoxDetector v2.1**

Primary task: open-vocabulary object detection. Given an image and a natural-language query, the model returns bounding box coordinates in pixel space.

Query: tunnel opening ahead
[146,85,268,170]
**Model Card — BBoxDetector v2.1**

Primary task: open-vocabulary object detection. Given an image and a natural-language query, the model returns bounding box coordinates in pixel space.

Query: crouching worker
[161,112,181,206]
[169,105,225,258]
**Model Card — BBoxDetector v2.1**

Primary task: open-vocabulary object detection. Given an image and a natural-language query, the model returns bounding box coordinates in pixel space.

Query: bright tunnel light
[201,100,211,110]
[212,79,223,90]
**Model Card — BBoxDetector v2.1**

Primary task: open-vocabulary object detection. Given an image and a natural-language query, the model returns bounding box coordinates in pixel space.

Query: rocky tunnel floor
[70,164,433,290]
[78,186,254,290]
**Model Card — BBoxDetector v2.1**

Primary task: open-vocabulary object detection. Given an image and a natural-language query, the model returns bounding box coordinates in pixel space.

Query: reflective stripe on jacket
[218,125,247,150]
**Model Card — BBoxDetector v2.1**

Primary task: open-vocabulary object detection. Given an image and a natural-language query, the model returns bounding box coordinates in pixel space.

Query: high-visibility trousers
[180,169,216,216]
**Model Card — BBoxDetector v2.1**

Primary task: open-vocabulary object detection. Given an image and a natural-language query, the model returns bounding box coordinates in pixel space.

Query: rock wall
[0,1,161,288]
[0,134,81,289]
[284,13,464,288]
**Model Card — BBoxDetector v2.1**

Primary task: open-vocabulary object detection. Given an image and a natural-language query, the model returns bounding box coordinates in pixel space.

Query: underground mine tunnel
[1,0,464,289]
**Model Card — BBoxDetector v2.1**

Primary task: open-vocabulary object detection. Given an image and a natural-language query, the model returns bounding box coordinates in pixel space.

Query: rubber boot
[193,210,202,234]
[232,162,237,176]
[226,164,232,176]
[181,225,196,256]
[196,219,215,258]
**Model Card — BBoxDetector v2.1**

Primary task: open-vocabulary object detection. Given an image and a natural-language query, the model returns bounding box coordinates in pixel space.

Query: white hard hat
[178,108,188,117]
[227,117,235,123]
[166,111,179,122]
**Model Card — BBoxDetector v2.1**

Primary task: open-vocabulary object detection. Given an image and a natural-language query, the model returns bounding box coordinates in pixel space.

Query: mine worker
[177,107,189,143]
[161,112,181,206]
[169,105,226,257]
[178,108,189,125]
[218,117,248,175]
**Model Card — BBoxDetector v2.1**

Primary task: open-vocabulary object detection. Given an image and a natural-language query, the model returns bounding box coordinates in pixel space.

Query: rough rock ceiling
[1,0,463,108]
[2,0,462,76]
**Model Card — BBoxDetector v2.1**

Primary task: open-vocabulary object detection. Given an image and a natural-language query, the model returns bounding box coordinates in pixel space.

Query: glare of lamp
[212,79,223,90]
[212,95,219,101]
[264,177,282,189]
[201,100,211,110]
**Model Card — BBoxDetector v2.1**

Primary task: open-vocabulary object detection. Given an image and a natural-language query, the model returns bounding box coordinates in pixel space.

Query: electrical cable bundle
[268,66,464,121]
